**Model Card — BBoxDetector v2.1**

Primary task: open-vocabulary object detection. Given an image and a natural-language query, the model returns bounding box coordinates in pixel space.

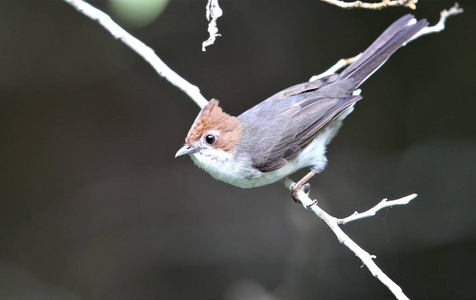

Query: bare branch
[283,178,413,300]
[202,0,223,52]
[63,0,209,109]
[337,194,417,225]
[320,0,417,10]
[407,2,463,43]
[310,54,361,81]
[63,2,461,299]
[311,3,463,80]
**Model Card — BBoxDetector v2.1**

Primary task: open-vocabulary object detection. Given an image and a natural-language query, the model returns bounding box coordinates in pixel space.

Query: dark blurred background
[1,0,475,298]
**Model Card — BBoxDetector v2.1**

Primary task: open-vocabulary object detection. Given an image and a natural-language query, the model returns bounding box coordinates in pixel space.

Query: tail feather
[338,14,428,87]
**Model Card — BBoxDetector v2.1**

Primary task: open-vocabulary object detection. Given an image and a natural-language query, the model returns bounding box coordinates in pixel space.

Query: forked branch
[407,2,463,42]
[337,194,417,225]
[283,179,415,300]
[311,2,462,81]
[62,1,461,299]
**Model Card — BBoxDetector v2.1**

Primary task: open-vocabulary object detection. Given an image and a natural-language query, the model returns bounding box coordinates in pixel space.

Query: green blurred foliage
[108,0,170,28]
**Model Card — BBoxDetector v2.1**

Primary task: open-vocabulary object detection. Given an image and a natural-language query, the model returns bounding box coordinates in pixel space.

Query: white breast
[189,128,330,188]
[190,105,354,188]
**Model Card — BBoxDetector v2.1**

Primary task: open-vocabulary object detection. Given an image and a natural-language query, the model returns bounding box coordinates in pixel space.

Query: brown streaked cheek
[216,132,239,152]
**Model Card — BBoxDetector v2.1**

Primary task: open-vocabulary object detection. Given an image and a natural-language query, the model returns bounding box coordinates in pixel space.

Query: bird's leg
[291,171,316,202]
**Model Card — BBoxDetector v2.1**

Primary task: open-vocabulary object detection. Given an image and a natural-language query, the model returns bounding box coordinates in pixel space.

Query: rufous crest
[185,99,241,152]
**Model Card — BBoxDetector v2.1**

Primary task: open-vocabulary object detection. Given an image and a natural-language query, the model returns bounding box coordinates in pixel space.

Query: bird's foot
[291,182,311,203]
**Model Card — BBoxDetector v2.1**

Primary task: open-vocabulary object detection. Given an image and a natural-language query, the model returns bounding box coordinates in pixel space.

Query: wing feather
[252,93,361,172]
[241,14,428,173]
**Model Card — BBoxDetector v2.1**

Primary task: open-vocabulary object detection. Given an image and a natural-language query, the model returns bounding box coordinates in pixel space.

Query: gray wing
[237,15,428,173]
[288,95,361,150]
[237,76,361,172]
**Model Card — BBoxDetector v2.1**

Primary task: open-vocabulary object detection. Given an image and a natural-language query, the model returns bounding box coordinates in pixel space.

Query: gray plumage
[236,14,428,172]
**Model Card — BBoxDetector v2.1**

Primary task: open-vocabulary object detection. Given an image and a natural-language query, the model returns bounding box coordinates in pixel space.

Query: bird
[175,14,428,200]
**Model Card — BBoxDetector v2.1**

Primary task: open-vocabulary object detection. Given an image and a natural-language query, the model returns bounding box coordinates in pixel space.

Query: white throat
[190,148,260,187]
[188,106,354,189]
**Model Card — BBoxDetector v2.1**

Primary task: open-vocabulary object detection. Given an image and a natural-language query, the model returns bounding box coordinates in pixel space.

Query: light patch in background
[108,0,171,28]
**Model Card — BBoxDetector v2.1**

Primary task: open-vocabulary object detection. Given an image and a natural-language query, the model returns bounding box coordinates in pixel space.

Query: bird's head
[175,99,241,159]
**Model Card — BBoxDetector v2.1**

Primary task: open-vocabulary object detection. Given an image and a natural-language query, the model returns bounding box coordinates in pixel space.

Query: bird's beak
[175,144,200,158]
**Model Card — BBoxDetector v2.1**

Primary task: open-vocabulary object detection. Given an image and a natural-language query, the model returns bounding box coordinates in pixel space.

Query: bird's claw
[291,183,311,203]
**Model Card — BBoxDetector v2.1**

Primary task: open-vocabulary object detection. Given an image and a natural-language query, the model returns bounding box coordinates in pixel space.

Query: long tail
[338,14,428,87]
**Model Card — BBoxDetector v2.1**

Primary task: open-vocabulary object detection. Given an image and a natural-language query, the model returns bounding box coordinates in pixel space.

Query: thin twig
[320,0,417,10]
[63,2,462,299]
[63,0,209,109]
[311,2,462,80]
[202,0,223,51]
[337,194,417,225]
[407,2,463,43]
[310,54,361,81]
[283,179,412,300]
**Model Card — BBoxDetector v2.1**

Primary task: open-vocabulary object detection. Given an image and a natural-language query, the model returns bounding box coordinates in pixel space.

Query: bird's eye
[205,134,216,145]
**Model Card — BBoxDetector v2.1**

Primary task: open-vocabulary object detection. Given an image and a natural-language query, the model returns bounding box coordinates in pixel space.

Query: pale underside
[190,105,355,188]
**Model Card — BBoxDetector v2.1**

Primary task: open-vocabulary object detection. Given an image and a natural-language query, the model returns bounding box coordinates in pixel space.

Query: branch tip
[321,0,418,10]
[407,3,463,43]
[312,4,462,80]
[202,0,223,51]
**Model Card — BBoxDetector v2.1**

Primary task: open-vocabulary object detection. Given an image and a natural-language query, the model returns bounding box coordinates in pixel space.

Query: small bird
[176,14,428,199]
